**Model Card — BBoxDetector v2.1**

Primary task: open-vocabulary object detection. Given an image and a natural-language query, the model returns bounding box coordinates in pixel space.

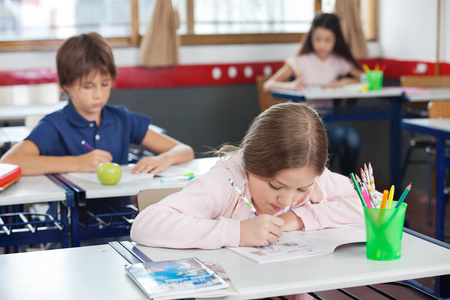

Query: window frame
[0,0,377,52]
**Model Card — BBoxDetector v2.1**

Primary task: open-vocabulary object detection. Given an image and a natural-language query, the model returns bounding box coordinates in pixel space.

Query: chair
[255,75,285,112]
[137,187,182,212]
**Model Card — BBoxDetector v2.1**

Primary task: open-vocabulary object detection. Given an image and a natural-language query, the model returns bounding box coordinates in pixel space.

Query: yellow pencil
[362,64,370,73]
[387,185,395,208]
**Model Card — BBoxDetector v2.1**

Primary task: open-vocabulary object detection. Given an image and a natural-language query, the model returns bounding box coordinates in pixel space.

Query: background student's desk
[402,118,450,241]
[406,87,450,102]
[0,175,73,248]
[54,157,219,247]
[0,83,62,124]
[271,88,405,188]
[0,229,449,300]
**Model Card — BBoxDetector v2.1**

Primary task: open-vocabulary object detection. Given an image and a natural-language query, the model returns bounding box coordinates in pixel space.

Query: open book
[228,226,366,264]
[125,257,231,299]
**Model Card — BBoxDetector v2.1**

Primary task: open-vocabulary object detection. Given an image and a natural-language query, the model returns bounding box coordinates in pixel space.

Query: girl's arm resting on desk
[0,140,113,175]
[289,168,364,231]
[131,168,284,249]
[132,206,241,249]
[133,129,194,174]
[131,172,241,249]
[263,64,306,92]
[324,66,364,89]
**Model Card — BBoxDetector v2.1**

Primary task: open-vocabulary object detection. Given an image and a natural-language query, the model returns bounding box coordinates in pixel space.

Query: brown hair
[299,13,362,71]
[56,32,117,93]
[221,102,328,178]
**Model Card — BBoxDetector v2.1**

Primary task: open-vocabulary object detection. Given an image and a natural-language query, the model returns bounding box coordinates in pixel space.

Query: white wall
[0,42,381,72]
[378,0,441,62]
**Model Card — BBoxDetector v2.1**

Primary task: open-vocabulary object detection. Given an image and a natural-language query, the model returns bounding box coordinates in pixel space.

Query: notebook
[0,163,21,191]
[228,226,366,264]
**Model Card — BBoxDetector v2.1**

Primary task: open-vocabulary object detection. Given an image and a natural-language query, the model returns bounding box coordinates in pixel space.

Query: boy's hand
[239,215,284,247]
[131,156,171,174]
[77,149,112,172]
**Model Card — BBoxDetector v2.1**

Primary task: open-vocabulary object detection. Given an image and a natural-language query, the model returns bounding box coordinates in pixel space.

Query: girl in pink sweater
[131,102,363,250]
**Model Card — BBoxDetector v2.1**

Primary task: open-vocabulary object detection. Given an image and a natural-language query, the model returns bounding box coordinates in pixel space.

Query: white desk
[55,157,219,247]
[0,244,142,300]
[0,126,29,151]
[402,118,450,241]
[406,87,450,102]
[60,157,218,199]
[0,83,63,123]
[0,175,72,248]
[134,230,450,299]
[272,87,403,100]
[0,175,67,206]
[0,229,448,300]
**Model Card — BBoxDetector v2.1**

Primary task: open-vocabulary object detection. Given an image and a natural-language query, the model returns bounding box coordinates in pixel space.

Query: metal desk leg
[434,138,446,241]
[390,96,403,189]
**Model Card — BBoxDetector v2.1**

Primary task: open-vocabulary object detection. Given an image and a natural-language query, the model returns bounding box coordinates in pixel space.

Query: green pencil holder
[363,201,407,261]
[367,70,383,91]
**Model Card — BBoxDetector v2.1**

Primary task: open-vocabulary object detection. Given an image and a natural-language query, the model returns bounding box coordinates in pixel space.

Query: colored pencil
[368,162,377,200]
[362,64,370,73]
[359,170,377,208]
[81,140,95,151]
[387,185,395,208]
[350,173,366,207]
[395,183,412,208]
[381,190,389,209]
[229,179,259,216]
[355,174,372,208]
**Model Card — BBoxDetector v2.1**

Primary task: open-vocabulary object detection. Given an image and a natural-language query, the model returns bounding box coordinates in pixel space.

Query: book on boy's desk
[228,226,366,264]
[0,163,21,191]
[125,257,234,299]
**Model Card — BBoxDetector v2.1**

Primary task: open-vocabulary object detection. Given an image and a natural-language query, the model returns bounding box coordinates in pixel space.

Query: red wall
[0,59,448,88]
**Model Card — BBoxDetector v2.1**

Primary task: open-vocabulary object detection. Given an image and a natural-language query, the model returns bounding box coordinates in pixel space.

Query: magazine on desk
[228,226,366,264]
[125,257,232,299]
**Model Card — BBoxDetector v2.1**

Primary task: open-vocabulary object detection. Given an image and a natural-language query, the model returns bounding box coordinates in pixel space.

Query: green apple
[97,163,122,185]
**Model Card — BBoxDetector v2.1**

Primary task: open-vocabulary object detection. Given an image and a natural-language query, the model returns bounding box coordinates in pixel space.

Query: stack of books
[0,163,21,191]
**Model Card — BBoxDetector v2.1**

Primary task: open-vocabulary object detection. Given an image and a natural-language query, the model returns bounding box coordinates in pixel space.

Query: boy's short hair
[56,32,117,90]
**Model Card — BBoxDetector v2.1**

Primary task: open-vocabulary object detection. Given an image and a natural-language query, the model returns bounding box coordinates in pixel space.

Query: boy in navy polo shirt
[1,33,194,237]
[1,32,194,175]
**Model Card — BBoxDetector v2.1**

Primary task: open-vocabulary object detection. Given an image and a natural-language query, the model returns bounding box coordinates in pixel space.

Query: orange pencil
[381,190,389,209]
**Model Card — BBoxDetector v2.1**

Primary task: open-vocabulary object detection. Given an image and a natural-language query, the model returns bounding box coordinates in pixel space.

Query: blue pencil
[395,183,412,208]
